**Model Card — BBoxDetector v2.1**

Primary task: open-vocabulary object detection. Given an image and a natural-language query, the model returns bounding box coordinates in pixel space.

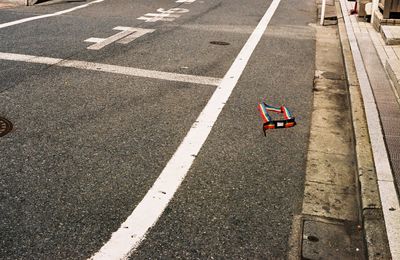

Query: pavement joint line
[339,0,400,258]
[0,52,221,86]
[0,0,105,29]
[88,0,282,259]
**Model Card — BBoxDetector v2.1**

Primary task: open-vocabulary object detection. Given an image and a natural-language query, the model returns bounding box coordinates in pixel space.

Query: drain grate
[210,41,230,46]
[0,117,13,137]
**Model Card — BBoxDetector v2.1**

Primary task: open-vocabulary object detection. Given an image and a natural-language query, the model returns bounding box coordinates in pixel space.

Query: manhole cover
[0,117,13,137]
[302,220,364,259]
[210,41,230,45]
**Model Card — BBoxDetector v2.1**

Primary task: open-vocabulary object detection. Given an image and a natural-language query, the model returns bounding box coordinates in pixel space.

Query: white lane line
[0,0,104,29]
[90,0,282,259]
[0,52,220,86]
[339,0,400,258]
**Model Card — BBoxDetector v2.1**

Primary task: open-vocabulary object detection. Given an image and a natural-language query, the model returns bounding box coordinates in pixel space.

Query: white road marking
[90,0,282,259]
[116,28,155,45]
[0,0,104,29]
[84,37,104,43]
[339,0,400,259]
[176,0,196,3]
[0,52,220,86]
[87,30,135,50]
[137,8,189,22]
[85,27,154,50]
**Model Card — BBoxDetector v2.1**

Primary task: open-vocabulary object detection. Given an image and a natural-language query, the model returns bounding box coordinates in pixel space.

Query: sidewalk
[0,0,39,6]
[337,0,400,258]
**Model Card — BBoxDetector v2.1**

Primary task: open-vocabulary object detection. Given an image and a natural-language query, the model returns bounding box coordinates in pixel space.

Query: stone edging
[335,1,392,258]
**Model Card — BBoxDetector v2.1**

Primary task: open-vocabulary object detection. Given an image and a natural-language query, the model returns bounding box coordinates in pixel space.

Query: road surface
[0,0,316,258]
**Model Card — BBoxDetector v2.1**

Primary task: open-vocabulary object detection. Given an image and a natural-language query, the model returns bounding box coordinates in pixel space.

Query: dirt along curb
[335,1,391,259]
[288,2,365,259]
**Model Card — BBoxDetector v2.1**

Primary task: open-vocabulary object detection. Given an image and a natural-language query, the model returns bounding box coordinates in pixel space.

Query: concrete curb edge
[335,1,392,259]
[2,0,38,6]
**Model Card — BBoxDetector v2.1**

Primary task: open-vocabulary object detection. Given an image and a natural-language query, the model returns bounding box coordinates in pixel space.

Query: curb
[0,0,39,6]
[386,58,400,96]
[335,1,392,259]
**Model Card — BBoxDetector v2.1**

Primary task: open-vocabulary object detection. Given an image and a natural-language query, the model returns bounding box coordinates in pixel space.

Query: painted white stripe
[176,0,196,3]
[0,0,104,29]
[84,28,155,47]
[87,30,135,50]
[117,28,155,45]
[0,52,220,86]
[339,0,400,258]
[84,37,104,43]
[89,0,282,259]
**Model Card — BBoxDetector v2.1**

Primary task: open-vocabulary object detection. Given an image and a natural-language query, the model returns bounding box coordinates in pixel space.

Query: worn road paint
[84,37,104,43]
[0,0,104,29]
[85,27,155,50]
[176,0,196,3]
[87,30,135,50]
[137,8,189,22]
[114,28,155,45]
[339,0,400,258]
[0,52,220,86]
[89,0,282,259]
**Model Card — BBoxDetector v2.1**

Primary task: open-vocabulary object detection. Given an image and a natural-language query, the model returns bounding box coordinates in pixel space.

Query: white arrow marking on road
[90,0,282,259]
[137,8,189,22]
[85,27,155,50]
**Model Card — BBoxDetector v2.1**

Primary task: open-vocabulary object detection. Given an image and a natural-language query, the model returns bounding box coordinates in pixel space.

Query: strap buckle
[257,102,296,135]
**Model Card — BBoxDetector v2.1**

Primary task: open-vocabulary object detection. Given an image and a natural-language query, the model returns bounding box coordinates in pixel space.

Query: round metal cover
[210,41,230,45]
[0,117,13,137]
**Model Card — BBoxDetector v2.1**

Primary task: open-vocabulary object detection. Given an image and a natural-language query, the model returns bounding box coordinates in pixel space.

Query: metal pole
[320,0,326,26]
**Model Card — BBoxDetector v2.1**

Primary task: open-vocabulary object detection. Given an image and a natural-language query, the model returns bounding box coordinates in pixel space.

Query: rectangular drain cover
[302,220,364,259]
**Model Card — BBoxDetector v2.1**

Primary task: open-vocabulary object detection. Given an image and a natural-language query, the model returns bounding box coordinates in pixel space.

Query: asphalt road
[0,0,316,258]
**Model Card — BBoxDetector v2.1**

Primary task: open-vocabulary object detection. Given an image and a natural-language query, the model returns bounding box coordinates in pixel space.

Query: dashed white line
[0,52,220,86]
[89,0,282,259]
[0,0,104,29]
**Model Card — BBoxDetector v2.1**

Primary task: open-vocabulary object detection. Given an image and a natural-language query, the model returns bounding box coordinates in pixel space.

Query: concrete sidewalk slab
[338,0,400,258]
[381,25,400,45]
